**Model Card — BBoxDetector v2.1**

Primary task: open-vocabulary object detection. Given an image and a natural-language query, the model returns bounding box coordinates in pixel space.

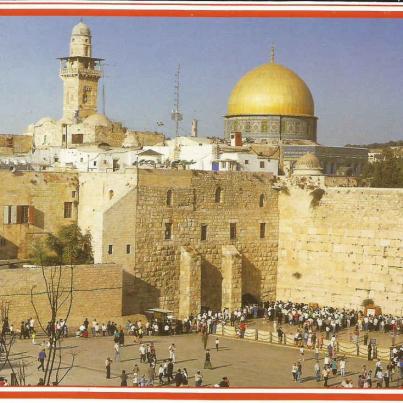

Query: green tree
[32,224,93,266]
[361,148,403,188]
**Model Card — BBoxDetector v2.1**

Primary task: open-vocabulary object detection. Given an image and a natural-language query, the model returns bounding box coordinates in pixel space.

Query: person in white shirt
[168,343,176,363]
[339,357,346,376]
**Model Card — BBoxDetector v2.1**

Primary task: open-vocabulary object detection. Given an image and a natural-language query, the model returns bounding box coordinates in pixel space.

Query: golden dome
[227,62,314,117]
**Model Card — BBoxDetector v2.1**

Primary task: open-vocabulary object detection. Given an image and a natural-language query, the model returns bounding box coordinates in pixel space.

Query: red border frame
[0,0,402,399]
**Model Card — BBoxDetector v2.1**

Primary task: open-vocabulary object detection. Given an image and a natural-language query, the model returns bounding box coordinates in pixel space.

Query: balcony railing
[60,68,102,78]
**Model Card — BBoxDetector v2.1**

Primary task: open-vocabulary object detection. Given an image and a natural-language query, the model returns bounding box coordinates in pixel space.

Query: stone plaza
[4,331,401,388]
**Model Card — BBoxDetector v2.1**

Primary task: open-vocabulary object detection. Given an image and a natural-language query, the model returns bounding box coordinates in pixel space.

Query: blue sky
[0,17,402,146]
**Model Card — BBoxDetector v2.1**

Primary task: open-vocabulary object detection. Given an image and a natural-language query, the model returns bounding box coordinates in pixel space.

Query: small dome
[295,153,321,169]
[227,62,314,117]
[35,117,56,126]
[72,22,91,36]
[293,153,323,176]
[84,113,111,127]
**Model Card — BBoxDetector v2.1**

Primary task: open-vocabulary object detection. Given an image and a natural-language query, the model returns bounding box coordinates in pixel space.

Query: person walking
[314,361,321,382]
[182,368,188,386]
[158,364,164,385]
[105,357,112,379]
[339,357,346,377]
[322,367,330,387]
[291,363,298,382]
[167,359,174,384]
[120,370,128,386]
[194,370,203,387]
[114,342,120,362]
[37,349,46,372]
[169,344,176,363]
[132,371,139,387]
[204,349,212,369]
[215,337,220,352]
[296,361,303,383]
[31,330,36,345]
[175,369,183,387]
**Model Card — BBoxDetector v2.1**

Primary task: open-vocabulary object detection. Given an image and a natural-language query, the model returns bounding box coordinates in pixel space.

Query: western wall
[102,170,279,317]
[277,186,403,316]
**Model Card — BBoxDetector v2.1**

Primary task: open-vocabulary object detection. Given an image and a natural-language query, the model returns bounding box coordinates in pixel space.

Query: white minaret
[59,22,103,121]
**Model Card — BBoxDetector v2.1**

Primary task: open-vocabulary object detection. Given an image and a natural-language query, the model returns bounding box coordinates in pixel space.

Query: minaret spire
[270,45,275,64]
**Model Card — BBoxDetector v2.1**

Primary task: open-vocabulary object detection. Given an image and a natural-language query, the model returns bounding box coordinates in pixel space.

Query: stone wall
[0,134,32,155]
[277,186,403,315]
[127,170,279,316]
[0,264,122,327]
[0,171,78,259]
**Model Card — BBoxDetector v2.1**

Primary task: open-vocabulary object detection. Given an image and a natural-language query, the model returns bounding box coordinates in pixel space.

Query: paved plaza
[2,332,401,388]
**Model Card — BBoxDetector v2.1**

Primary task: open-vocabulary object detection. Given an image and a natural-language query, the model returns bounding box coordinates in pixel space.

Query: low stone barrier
[223,325,236,337]
[214,325,393,361]
[257,330,271,342]
[243,328,256,340]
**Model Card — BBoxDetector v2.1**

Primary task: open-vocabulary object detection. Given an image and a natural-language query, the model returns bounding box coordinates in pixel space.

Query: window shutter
[28,206,35,225]
[16,205,22,224]
[10,206,17,224]
[3,206,10,224]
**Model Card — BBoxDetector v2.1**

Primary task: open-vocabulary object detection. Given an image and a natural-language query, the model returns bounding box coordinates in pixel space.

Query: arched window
[166,189,173,206]
[215,187,222,203]
[108,190,114,200]
[259,194,265,208]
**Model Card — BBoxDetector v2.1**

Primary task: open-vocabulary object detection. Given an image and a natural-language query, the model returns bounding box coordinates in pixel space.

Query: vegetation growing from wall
[360,149,403,188]
[31,224,93,266]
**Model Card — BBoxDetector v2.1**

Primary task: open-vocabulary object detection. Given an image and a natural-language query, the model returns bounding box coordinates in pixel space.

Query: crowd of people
[105,338,228,388]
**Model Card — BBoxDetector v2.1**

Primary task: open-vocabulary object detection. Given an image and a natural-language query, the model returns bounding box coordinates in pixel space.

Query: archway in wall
[201,258,222,311]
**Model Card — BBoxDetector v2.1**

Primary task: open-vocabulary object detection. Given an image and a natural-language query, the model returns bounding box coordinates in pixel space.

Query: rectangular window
[71,133,83,144]
[164,223,172,240]
[126,244,131,254]
[112,159,119,172]
[17,205,29,224]
[72,191,76,198]
[221,161,227,168]
[108,245,113,255]
[201,224,207,241]
[64,202,72,218]
[244,160,249,165]
[93,161,97,166]
[230,223,237,240]
[260,223,266,239]
[54,157,59,163]
[260,161,265,169]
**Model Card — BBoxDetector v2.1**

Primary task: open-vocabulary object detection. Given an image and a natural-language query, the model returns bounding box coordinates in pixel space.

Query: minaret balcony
[60,67,102,79]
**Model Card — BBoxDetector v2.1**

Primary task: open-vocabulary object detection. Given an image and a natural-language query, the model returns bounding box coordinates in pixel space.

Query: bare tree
[30,258,76,386]
[0,301,18,383]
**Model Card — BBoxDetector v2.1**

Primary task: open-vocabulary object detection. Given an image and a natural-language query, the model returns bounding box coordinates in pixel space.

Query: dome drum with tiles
[224,54,317,143]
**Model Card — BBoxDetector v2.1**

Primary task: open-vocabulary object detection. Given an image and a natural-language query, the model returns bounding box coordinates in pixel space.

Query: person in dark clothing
[167,359,174,384]
[175,369,183,387]
[120,370,128,386]
[204,349,212,369]
[37,349,46,371]
[105,357,112,379]
[218,377,230,387]
[368,344,372,361]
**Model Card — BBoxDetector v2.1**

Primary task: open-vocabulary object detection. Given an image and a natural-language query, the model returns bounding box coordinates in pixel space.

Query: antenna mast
[171,64,183,137]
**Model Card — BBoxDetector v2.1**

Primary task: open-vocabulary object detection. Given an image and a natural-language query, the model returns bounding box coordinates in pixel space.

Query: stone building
[0,170,78,259]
